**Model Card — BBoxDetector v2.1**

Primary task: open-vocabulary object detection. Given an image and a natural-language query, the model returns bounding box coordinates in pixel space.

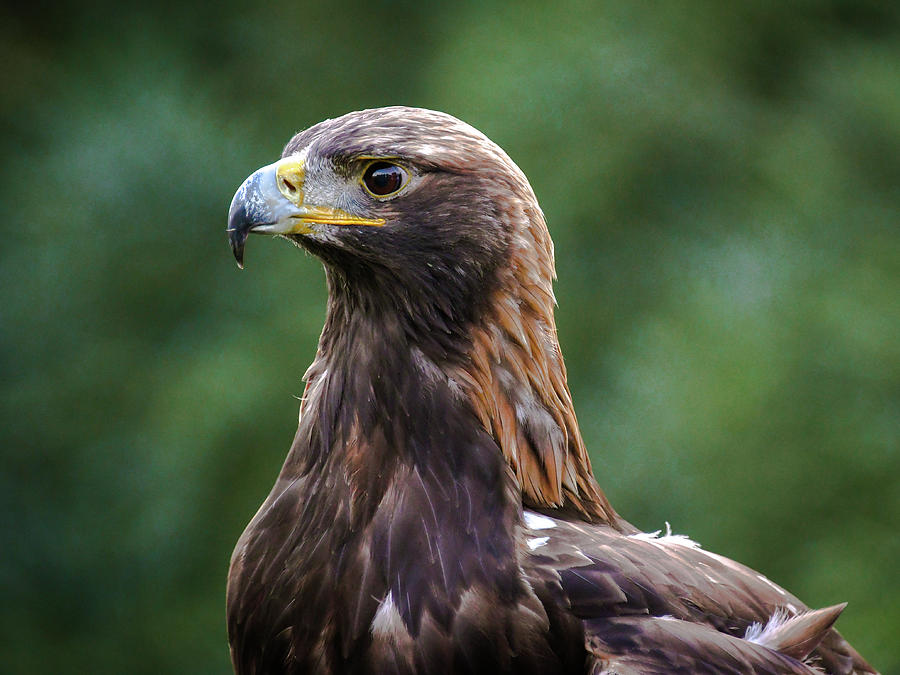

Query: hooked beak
[226,157,385,268]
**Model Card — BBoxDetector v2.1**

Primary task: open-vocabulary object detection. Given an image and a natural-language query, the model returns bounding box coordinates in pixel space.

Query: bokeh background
[2,1,898,672]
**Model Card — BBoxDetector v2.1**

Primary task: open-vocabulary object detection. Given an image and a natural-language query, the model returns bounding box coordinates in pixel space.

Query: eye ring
[360,161,410,198]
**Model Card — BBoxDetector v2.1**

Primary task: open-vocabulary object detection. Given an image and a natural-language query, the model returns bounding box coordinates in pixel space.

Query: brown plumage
[225,106,877,674]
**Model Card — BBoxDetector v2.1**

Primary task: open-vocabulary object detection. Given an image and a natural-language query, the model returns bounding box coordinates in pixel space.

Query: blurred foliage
[1,0,898,672]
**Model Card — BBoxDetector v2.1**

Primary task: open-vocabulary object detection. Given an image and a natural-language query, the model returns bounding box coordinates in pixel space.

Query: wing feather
[523,513,877,674]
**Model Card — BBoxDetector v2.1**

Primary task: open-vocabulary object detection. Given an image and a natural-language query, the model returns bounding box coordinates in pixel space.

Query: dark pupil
[364,162,403,196]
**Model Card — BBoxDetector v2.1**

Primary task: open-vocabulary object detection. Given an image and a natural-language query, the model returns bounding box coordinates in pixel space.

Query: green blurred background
[2,1,898,672]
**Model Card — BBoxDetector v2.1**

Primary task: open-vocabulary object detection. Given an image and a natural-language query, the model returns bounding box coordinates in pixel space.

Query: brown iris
[362,161,407,197]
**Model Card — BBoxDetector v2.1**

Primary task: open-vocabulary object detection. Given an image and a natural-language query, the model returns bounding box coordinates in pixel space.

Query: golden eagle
[225,107,876,674]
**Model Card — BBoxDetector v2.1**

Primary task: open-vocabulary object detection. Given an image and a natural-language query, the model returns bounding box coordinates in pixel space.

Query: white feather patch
[371,592,408,640]
[527,536,549,550]
[744,607,795,645]
[629,522,701,549]
[523,511,556,530]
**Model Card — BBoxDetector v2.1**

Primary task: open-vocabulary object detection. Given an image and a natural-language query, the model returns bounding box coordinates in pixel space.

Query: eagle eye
[361,161,408,198]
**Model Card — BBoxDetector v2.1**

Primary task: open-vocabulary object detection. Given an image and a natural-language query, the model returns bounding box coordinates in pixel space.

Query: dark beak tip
[227,170,269,270]
[227,199,251,269]
[229,233,247,269]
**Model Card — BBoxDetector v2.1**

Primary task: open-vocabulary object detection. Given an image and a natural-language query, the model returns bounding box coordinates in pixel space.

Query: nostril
[276,162,305,200]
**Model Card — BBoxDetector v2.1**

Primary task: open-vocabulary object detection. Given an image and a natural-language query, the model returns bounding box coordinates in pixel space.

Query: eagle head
[228,107,546,317]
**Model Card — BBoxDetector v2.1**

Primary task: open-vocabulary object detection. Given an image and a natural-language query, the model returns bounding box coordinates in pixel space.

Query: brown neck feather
[449,197,620,526]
